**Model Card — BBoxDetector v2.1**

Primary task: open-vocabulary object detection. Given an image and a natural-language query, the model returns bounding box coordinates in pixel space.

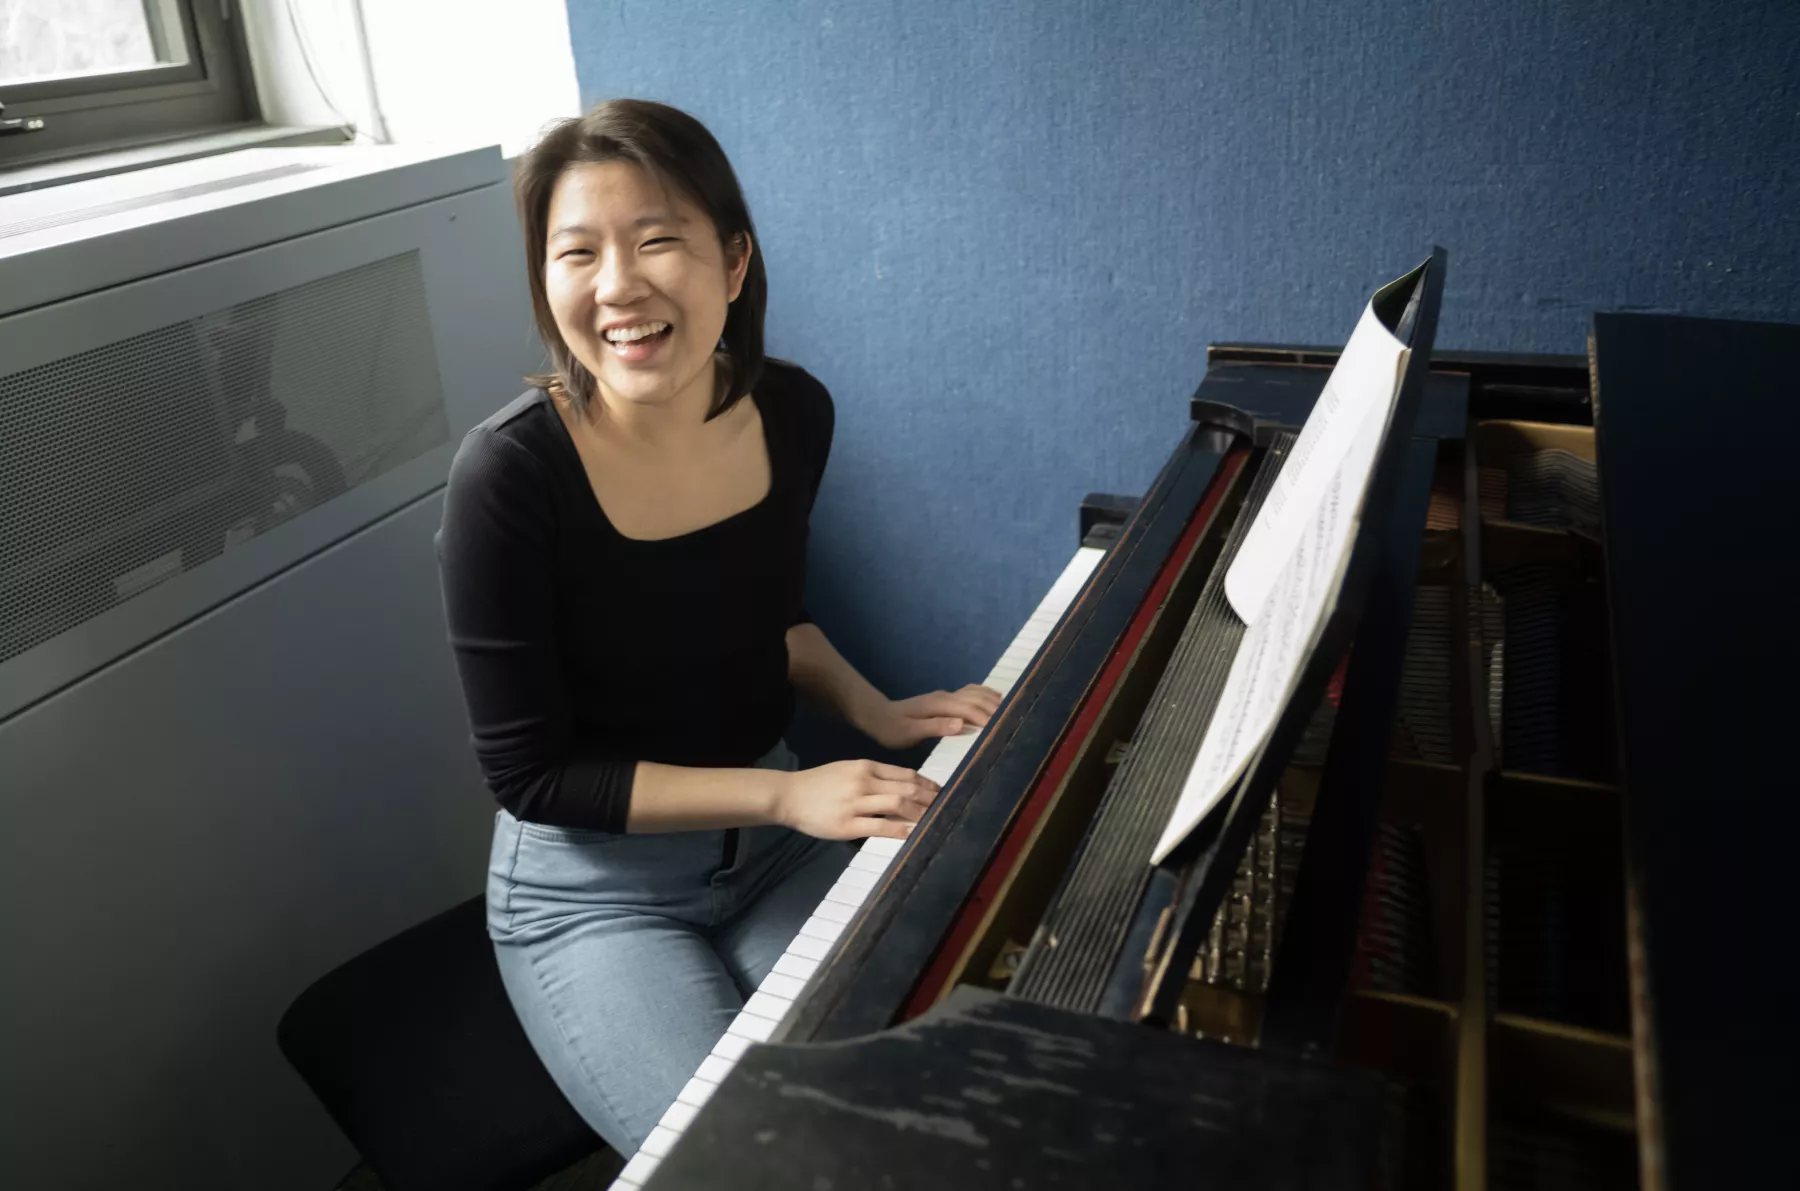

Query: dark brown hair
[516,99,766,420]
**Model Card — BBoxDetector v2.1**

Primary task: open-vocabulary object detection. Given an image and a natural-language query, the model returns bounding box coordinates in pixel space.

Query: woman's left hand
[864,684,1004,750]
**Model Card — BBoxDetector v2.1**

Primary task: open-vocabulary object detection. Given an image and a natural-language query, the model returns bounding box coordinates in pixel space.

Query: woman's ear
[725,232,754,304]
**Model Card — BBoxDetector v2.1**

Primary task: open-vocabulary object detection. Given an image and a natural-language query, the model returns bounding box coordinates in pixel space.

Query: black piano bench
[277,895,614,1191]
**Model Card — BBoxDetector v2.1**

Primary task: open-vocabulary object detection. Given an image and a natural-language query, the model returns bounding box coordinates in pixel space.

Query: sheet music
[1224,288,1415,622]
[1151,267,1419,864]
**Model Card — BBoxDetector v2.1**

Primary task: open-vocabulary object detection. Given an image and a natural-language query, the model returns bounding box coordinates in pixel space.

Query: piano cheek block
[642,987,1389,1190]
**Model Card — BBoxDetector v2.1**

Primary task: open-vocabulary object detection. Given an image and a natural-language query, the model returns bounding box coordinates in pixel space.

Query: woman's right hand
[771,760,941,840]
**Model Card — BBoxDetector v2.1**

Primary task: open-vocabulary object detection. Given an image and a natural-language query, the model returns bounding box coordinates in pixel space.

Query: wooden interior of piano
[933,349,1641,1190]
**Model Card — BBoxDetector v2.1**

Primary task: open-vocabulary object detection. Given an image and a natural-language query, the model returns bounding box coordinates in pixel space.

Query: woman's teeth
[604,322,671,344]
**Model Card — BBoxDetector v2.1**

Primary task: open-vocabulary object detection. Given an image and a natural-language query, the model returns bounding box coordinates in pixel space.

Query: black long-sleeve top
[435,361,833,830]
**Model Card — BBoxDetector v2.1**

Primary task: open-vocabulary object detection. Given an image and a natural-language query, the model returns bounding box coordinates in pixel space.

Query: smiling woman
[543,161,745,418]
[433,99,1003,1158]
[515,100,766,421]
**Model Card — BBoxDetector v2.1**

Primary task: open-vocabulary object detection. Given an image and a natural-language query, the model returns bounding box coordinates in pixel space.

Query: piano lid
[1590,312,1800,1189]
[644,986,1393,1190]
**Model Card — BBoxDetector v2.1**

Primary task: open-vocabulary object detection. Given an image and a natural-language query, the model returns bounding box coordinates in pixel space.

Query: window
[0,0,257,168]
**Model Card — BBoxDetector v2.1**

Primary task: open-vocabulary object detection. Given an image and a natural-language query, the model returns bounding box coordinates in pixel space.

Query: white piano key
[743,990,791,1021]
[797,913,845,942]
[695,1054,734,1084]
[759,971,809,1000]
[657,1099,699,1134]
[848,849,890,875]
[772,952,820,981]
[787,931,835,961]
[835,863,878,892]
[821,878,867,907]
[921,767,960,788]
[860,836,903,859]
[843,852,889,878]
[812,897,857,925]
[674,1074,718,1110]
[710,1030,751,1063]
[620,1152,661,1186]
[726,1011,777,1043]
[640,1126,682,1158]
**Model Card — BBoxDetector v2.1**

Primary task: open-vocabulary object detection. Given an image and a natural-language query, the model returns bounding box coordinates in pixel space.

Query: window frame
[0,0,259,170]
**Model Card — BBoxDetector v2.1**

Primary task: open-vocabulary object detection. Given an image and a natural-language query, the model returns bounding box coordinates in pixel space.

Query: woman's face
[543,160,750,414]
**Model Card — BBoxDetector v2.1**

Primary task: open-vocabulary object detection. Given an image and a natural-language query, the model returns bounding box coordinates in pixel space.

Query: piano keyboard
[610,544,1106,1189]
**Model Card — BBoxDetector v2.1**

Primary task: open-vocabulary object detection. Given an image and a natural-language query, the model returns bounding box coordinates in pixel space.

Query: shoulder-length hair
[515,99,766,420]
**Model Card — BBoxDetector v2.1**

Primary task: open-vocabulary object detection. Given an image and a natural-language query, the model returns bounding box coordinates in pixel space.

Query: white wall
[241,0,582,157]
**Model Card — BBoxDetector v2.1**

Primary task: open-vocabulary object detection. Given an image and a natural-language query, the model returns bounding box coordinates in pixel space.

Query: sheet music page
[1224,287,1414,622]
[1150,267,1421,865]
[1150,375,1400,862]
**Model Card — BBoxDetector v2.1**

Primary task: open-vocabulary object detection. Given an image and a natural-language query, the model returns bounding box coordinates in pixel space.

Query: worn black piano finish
[646,291,1794,1188]
[652,986,1393,1190]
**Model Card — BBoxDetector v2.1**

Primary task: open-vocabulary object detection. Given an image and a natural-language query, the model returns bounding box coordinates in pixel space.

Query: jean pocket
[504,822,723,920]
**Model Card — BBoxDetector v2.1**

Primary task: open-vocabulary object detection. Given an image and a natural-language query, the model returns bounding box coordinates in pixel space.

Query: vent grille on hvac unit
[0,251,448,667]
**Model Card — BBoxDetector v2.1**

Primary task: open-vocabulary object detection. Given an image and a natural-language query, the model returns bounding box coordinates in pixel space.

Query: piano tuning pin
[987,940,1029,982]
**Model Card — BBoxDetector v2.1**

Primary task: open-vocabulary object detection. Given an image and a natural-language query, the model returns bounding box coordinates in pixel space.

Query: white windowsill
[0,122,353,200]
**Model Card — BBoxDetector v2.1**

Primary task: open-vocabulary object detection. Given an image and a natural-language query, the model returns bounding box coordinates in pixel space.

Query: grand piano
[611,254,1797,1190]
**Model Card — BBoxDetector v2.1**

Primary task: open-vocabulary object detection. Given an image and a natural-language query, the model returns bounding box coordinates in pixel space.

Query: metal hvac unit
[0,144,522,718]
[0,146,532,1189]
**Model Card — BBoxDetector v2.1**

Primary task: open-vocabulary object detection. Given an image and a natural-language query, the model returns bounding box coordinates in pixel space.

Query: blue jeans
[485,740,846,1155]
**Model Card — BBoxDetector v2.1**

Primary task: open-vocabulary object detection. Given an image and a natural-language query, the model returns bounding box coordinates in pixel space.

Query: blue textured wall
[564,1,1799,762]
